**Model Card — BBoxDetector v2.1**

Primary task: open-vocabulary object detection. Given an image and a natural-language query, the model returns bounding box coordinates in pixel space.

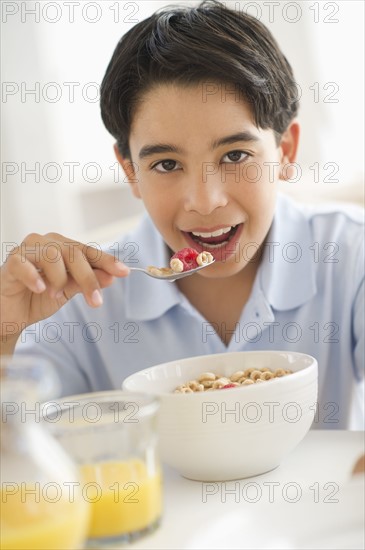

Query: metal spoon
[37,260,215,282]
[129,260,215,282]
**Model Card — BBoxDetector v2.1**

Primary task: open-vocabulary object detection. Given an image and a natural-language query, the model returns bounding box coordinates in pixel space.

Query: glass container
[0,355,90,550]
[42,391,162,548]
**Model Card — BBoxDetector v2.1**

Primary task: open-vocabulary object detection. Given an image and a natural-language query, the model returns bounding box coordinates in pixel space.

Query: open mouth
[188,225,240,249]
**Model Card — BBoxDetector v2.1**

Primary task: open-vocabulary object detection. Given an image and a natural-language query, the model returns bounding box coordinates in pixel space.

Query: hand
[1,233,130,354]
[352,454,365,475]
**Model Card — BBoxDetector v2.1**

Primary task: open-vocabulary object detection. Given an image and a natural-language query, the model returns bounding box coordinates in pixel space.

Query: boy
[1,1,363,429]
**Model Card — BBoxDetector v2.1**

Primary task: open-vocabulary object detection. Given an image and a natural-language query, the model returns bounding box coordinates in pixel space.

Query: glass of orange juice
[0,356,90,550]
[42,391,162,548]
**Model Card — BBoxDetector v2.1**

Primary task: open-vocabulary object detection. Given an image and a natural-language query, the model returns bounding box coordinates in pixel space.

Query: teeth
[191,226,233,238]
[195,241,226,249]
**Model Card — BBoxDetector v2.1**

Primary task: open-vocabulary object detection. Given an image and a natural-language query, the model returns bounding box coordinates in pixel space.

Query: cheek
[130,182,142,199]
[237,155,280,196]
[239,177,277,232]
[137,181,176,221]
[238,179,277,215]
[255,162,279,204]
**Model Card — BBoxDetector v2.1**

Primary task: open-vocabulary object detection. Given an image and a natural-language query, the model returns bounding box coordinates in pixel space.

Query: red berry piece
[171,248,199,271]
[221,384,236,389]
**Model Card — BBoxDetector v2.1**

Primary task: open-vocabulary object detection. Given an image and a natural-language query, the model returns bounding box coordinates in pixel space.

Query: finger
[352,455,365,475]
[62,248,108,307]
[94,269,115,289]
[3,254,47,294]
[31,243,69,297]
[7,233,130,307]
[11,236,69,297]
[79,244,130,277]
[60,269,115,304]
[30,234,130,278]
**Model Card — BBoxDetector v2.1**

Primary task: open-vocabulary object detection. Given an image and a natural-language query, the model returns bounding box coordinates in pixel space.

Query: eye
[221,150,249,163]
[152,159,181,173]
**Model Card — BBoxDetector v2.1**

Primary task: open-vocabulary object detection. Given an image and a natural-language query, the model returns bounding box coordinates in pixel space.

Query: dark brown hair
[100,0,299,158]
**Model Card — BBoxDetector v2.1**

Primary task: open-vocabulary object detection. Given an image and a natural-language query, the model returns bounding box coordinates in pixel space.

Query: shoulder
[278,192,364,228]
[300,199,364,238]
[274,194,364,291]
[277,193,364,254]
[307,200,363,268]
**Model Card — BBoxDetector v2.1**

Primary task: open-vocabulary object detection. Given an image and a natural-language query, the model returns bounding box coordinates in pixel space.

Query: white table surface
[120,430,364,550]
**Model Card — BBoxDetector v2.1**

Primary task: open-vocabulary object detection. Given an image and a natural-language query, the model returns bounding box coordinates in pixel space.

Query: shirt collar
[123,215,182,320]
[259,193,317,311]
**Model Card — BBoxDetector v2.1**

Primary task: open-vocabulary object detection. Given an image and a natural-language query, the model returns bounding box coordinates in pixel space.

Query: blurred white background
[1,0,364,256]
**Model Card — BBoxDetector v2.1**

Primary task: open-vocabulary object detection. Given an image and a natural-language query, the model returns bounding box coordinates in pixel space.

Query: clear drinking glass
[42,391,162,548]
[0,355,90,550]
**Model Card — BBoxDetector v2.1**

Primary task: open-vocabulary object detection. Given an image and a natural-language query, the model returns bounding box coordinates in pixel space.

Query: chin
[198,259,250,279]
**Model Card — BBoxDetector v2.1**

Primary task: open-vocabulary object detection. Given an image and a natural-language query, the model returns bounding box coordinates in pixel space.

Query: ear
[113,143,142,199]
[278,120,300,181]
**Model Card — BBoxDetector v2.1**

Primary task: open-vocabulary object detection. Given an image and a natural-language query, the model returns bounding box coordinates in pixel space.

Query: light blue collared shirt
[15,194,364,429]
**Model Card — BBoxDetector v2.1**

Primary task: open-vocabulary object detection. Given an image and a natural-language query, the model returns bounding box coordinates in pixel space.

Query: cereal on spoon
[170,248,214,273]
[147,248,214,278]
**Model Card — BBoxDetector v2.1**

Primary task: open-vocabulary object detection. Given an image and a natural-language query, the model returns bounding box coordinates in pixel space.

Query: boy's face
[118,83,298,278]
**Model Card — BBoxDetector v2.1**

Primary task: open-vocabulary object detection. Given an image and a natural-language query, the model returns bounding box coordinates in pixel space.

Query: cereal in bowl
[173,367,293,393]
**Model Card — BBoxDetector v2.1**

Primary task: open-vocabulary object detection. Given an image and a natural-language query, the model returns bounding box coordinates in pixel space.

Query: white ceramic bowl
[123,351,318,481]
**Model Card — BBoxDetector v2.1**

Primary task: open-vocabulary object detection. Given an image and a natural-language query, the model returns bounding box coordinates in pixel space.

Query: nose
[183,167,229,215]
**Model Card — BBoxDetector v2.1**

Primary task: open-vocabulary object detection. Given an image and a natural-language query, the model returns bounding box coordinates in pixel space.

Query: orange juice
[0,489,89,550]
[80,459,162,538]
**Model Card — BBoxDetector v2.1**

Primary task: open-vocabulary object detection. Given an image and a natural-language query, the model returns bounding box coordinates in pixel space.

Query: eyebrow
[138,131,260,160]
[139,144,183,160]
[211,131,260,148]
